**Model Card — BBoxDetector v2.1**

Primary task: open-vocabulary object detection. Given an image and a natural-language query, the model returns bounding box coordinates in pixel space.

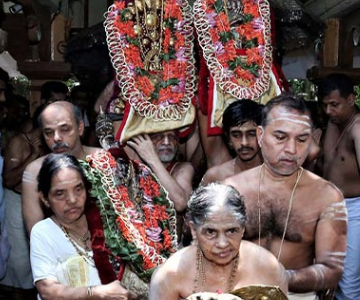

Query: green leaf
[214,0,225,13]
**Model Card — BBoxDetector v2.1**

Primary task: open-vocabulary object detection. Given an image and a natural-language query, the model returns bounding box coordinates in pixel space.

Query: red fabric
[86,201,125,283]
[197,46,210,115]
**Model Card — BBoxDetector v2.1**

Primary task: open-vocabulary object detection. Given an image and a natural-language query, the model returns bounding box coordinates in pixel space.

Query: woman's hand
[93,280,139,300]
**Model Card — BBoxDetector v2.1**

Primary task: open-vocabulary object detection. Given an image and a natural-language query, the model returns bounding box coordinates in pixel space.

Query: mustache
[158,146,173,151]
[237,146,254,152]
[52,142,70,151]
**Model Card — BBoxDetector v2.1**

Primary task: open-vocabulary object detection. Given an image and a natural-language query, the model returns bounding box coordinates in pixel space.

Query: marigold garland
[104,0,196,121]
[81,150,178,281]
[193,0,273,100]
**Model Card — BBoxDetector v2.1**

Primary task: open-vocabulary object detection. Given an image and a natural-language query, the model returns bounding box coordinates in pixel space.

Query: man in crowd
[22,101,99,233]
[201,100,263,184]
[0,67,10,280]
[319,73,360,300]
[224,93,347,299]
[127,130,194,241]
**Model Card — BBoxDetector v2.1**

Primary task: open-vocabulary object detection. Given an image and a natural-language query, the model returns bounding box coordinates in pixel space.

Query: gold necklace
[60,225,94,265]
[257,163,303,260]
[193,246,239,294]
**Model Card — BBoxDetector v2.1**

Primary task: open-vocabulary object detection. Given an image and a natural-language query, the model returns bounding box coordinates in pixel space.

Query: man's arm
[127,134,194,212]
[197,108,231,168]
[287,189,347,292]
[3,135,42,190]
[22,158,45,234]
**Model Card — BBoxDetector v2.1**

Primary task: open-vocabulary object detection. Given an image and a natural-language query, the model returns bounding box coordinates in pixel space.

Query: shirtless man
[224,93,347,299]
[319,73,360,300]
[127,130,194,241]
[22,101,99,234]
[201,100,263,184]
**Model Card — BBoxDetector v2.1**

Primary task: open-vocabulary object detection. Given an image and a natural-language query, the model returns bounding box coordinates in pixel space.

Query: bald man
[22,101,99,234]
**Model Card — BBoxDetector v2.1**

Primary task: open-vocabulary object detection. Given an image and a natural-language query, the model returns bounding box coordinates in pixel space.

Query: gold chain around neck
[193,245,239,294]
[257,163,304,260]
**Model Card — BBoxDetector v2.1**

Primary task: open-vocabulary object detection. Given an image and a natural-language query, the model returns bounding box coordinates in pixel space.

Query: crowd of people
[0,69,356,300]
[0,1,359,300]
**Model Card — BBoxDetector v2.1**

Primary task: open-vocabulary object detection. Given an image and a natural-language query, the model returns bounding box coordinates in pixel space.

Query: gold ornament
[133,24,143,36]
[143,37,151,46]
[169,37,175,46]
[146,13,158,27]
[150,31,159,40]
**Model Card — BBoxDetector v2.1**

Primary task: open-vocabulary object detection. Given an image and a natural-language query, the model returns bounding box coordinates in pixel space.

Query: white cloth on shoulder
[30,218,101,299]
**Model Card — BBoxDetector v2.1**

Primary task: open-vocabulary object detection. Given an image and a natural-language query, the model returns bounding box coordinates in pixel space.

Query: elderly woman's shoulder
[241,241,281,267]
[151,246,196,283]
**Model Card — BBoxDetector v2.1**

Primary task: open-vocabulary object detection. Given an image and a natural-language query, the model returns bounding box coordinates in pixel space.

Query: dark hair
[187,182,247,227]
[41,81,69,102]
[0,68,9,84]
[38,102,83,129]
[222,100,263,135]
[261,93,311,127]
[37,153,86,199]
[318,73,354,100]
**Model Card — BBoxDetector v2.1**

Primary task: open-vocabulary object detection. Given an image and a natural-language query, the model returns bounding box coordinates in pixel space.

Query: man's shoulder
[206,159,233,175]
[25,155,47,174]
[224,166,259,185]
[303,169,344,202]
[84,146,102,155]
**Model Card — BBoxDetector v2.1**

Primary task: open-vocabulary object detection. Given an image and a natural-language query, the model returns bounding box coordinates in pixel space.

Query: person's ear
[256,126,264,147]
[347,94,356,106]
[39,192,50,208]
[189,221,197,241]
[78,120,85,136]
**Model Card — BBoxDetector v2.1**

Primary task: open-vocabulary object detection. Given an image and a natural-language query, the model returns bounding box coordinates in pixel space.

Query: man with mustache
[127,130,194,243]
[224,93,347,299]
[201,100,263,184]
[319,73,360,300]
[22,101,99,234]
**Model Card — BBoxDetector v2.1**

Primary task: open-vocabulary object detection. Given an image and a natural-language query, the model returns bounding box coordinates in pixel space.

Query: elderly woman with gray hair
[149,182,289,300]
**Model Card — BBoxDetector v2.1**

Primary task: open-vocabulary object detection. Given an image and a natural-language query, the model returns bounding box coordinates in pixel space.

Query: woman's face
[190,207,244,266]
[45,167,86,225]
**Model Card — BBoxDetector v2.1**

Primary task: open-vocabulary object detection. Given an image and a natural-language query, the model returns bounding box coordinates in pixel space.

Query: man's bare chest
[244,194,316,244]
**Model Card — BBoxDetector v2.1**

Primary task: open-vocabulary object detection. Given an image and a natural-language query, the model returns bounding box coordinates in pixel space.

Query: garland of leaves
[80,150,178,281]
[193,0,273,100]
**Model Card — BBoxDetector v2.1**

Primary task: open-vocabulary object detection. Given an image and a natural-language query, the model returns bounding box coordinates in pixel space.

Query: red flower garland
[104,0,196,121]
[194,0,273,100]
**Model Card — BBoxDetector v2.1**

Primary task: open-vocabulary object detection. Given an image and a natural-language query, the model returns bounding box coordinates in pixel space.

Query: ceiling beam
[304,0,360,20]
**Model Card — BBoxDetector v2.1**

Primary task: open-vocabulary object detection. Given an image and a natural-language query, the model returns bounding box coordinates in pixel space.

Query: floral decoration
[104,0,196,121]
[194,0,273,100]
[81,150,178,282]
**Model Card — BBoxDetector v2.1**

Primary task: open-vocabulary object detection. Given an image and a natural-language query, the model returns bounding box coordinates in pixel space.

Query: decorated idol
[193,0,286,132]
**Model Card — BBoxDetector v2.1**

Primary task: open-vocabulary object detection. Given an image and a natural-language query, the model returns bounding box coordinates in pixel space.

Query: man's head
[38,101,84,154]
[222,100,262,162]
[149,130,179,163]
[0,67,9,103]
[318,73,356,125]
[41,81,69,106]
[257,93,313,176]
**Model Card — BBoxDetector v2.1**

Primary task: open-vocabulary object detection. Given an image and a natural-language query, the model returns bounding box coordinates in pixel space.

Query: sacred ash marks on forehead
[267,105,312,129]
